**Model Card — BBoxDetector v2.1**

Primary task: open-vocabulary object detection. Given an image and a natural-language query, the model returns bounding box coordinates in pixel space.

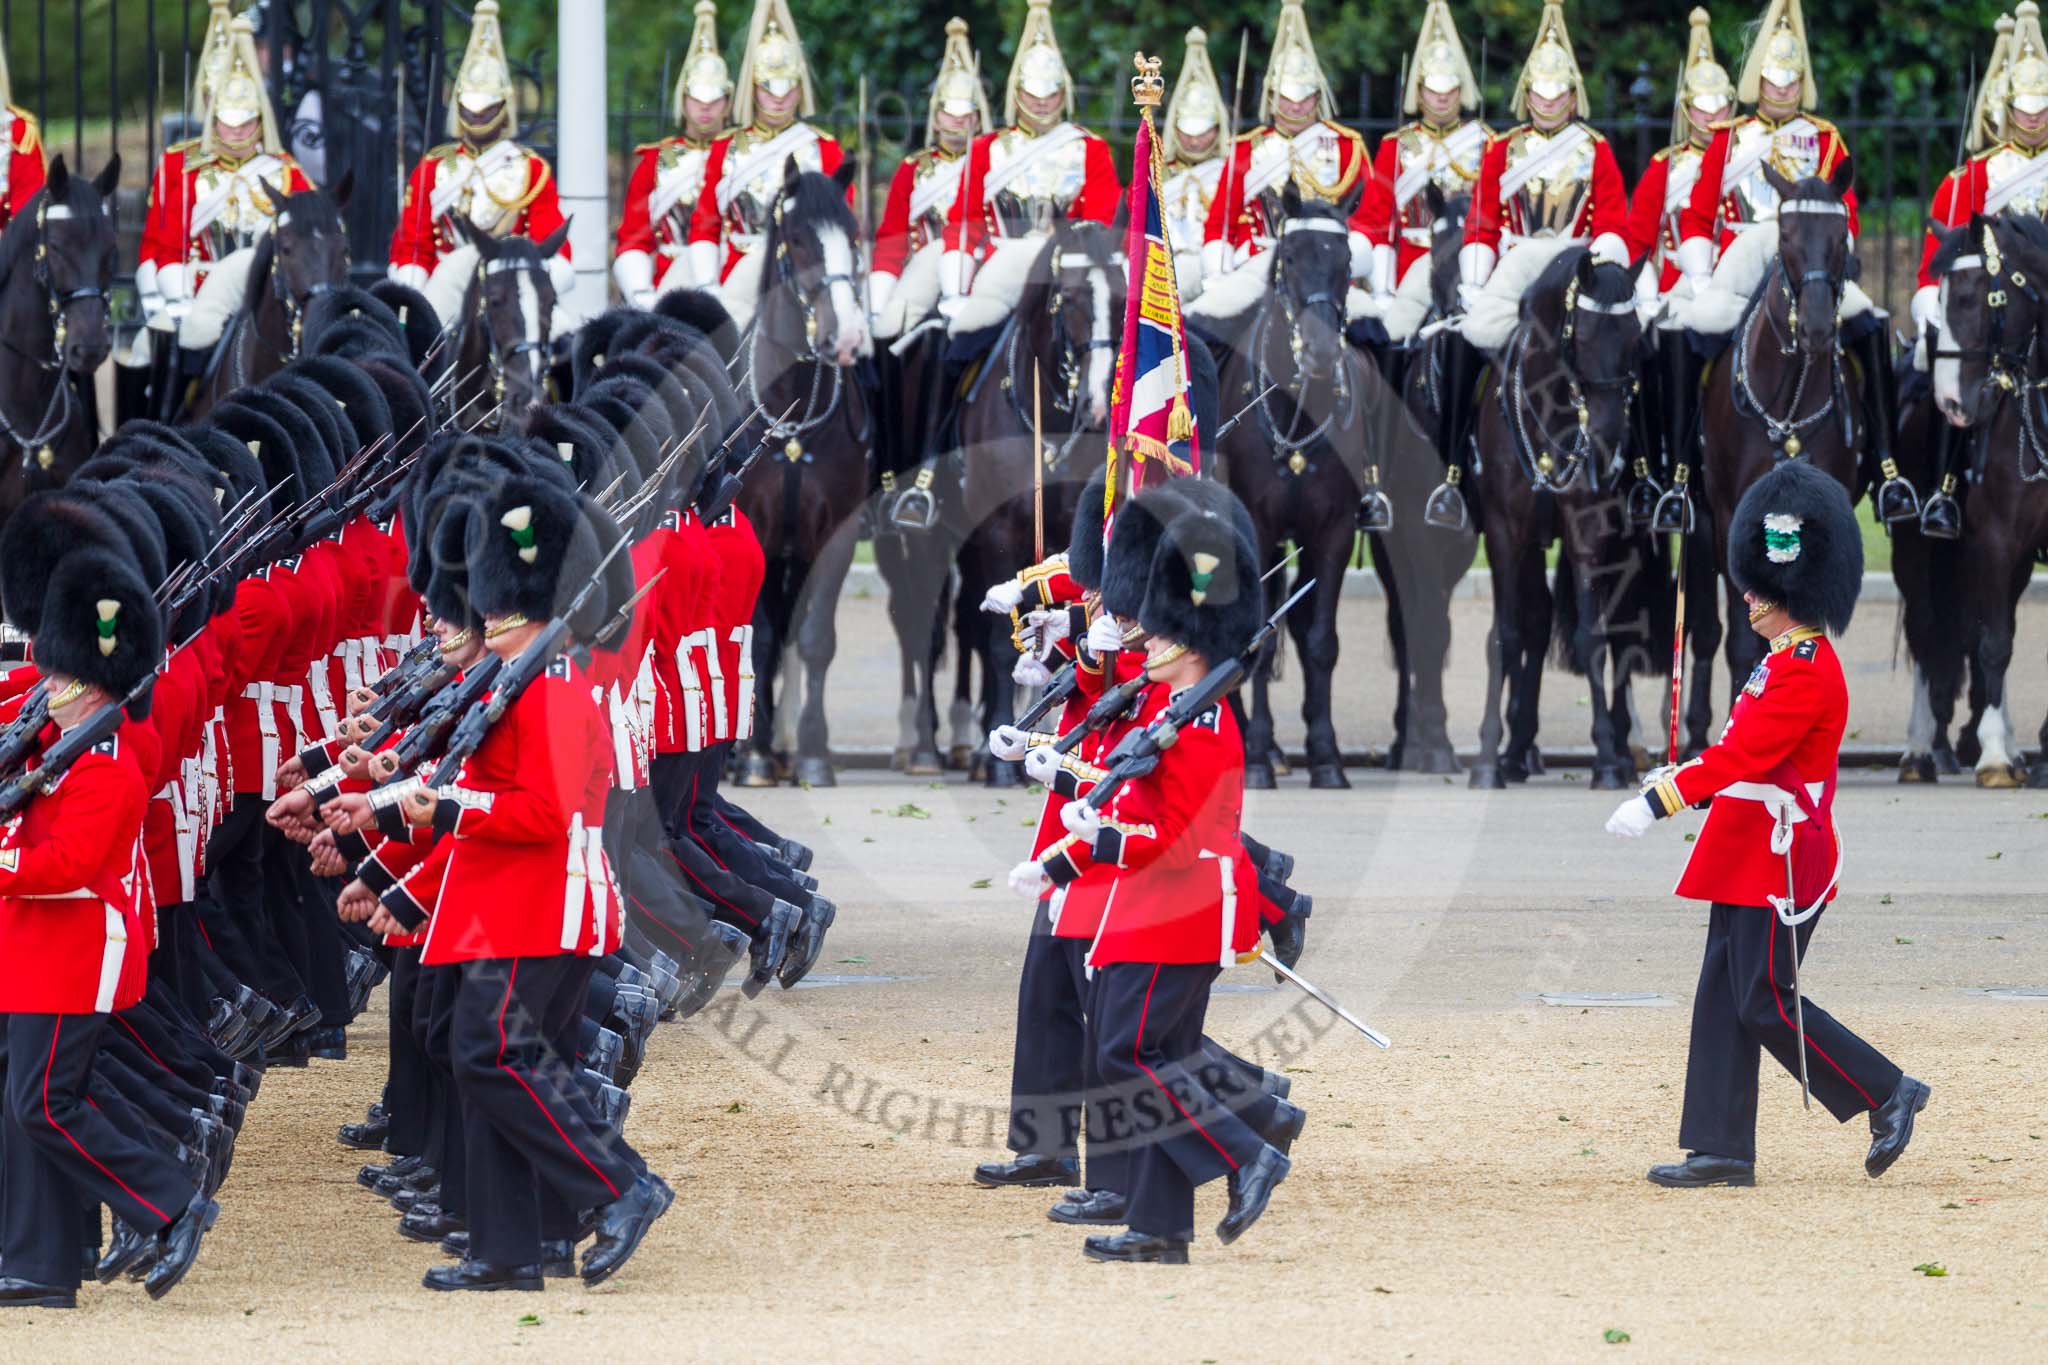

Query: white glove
[988,725,1029,762]
[1012,653,1052,688]
[1675,236,1715,291]
[868,270,898,324]
[1347,229,1374,283]
[1605,797,1657,839]
[1060,800,1101,842]
[546,253,577,298]
[1590,232,1631,268]
[157,262,194,305]
[1025,608,1071,646]
[1022,746,1060,786]
[1910,284,1940,334]
[613,249,655,303]
[981,580,1026,615]
[940,250,972,298]
[1200,239,1226,280]
[1084,612,1124,656]
[687,241,721,289]
[385,262,430,292]
[1457,241,1495,291]
[1370,242,1397,299]
[1455,281,1486,314]
[1007,859,1049,899]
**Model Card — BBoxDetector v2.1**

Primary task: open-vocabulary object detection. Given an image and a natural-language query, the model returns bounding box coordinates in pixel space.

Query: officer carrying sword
[1604,460,1928,1189]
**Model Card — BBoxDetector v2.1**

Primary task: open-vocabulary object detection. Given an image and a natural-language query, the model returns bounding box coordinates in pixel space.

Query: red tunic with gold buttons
[1678,115,1859,259]
[3,107,47,230]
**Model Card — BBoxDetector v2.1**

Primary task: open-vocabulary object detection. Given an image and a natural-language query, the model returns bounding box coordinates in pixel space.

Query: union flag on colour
[1108,111,1199,496]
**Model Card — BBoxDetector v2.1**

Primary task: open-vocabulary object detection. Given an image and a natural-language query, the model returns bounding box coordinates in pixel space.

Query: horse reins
[1731,199,1849,460]
[1500,272,1638,492]
[1000,247,1115,468]
[0,200,104,463]
[1938,225,2048,483]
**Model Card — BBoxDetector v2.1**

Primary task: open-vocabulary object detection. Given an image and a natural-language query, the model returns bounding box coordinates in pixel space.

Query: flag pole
[1033,360,1046,562]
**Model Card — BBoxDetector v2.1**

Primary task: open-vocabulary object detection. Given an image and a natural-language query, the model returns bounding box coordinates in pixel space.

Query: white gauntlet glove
[1605,797,1657,839]
[988,725,1029,762]
[1084,612,1125,656]
[1007,859,1049,899]
[981,580,1026,615]
[1060,799,1101,842]
[1024,608,1071,645]
[1022,746,1061,786]
[1012,653,1053,688]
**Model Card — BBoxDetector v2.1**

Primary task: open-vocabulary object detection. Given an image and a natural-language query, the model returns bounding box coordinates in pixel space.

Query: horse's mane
[758,168,858,300]
[1017,219,1118,321]
[277,184,343,237]
[0,174,109,290]
[1523,246,1634,324]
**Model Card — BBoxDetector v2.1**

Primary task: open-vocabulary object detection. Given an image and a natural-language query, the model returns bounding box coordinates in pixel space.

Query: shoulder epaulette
[1805,115,1841,137]
[1792,636,1821,660]
[546,656,572,681]
[90,734,119,758]
[425,141,461,160]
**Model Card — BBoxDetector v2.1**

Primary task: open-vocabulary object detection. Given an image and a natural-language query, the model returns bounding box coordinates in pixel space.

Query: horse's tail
[1549,554,1586,676]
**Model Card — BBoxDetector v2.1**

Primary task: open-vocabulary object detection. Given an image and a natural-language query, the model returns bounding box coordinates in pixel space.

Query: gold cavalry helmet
[1005,0,1073,123]
[448,0,517,137]
[1165,26,1225,162]
[1673,7,1734,143]
[1513,3,1589,118]
[200,14,282,157]
[927,17,992,147]
[2009,3,2048,119]
[674,0,733,121]
[1969,10,2015,151]
[1404,0,1478,115]
[189,0,236,116]
[732,0,817,128]
[1737,0,1816,108]
[1262,0,1336,120]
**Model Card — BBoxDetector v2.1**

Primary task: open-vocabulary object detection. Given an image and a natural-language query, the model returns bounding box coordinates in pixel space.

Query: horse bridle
[1252,218,1355,464]
[475,256,551,419]
[0,200,105,464]
[1502,272,1638,491]
[1002,247,1116,467]
[1728,199,1853,460]
[270,211,339,361]
[741,213,862,461]
[1938,223,2048,483]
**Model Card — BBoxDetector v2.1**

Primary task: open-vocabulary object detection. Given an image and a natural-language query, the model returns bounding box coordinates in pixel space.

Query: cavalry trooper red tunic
[2,104,46,229]
[1677,112,1860,266]
[386,140,567,288]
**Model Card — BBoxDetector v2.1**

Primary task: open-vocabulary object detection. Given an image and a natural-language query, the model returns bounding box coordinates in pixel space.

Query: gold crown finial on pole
[1132,52,1165,107]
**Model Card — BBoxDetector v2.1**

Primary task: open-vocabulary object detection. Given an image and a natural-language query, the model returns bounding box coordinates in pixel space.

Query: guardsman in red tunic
[614,0,732,306]
[1912,7,2048,538]
[136,12,314,329]
[1198,0,1373,287]
[0,36,47,230]
[685,0,844,288]
[386,1,570,298]
[937,0,1119,320]
[1607,460,1927,1189]
[1355,2,1488,304]
[374,477,670,1291]
[868,17,988,339]
[1628,10,1735,527]
[1673,0,1908,524]
[0,542,218,1307]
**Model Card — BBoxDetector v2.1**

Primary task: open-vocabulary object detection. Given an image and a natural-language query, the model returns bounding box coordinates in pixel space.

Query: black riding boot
[1355,343,1399,533]
[1425,335,1481,531]
[1919,411,1964,539]
[1652,328,1705,534]
[1850,323,1916,523]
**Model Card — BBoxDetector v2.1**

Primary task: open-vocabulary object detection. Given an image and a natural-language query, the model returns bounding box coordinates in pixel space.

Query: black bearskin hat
[0,491,129,632]
[463,476,613,642]
[34,547,164,715]
[288,355,395,454]
[1136,506,1264,666]
[1728,460,1862,634]
[1099,484,1193,621]
[1067,470,1109,591]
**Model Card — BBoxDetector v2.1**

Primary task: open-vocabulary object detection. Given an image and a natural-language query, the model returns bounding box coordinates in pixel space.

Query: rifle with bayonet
[0,667,159,817]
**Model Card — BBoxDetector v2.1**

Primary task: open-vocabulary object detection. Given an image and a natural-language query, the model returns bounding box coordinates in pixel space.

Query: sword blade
[1253,949,1392,1050]
[1783,850,1811,1110]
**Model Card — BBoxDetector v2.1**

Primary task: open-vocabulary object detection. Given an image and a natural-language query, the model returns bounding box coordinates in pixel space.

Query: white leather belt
[733,624,756,742]
[1719,779,1825,822]
[241,682,282,800]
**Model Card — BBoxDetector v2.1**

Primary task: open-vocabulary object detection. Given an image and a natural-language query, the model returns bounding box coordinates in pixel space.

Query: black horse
[1926,211,2048,787]
[184,172,353,420]
[0,155,120,529]
[730,158,873,789]
[950,217,1123,786]
[1469,247,1669,789]
[444,216,572,429]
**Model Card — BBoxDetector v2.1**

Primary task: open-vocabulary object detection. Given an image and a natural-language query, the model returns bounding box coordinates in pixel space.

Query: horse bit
[742,206,856,461]
[0,200,101,468]
[476,256,550,420]
[1503,273,1638,492]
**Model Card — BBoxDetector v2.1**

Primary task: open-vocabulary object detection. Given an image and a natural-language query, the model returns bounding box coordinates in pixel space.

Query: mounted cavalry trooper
[1914,3,2048,538]
[1159,28,1227,301]
[869,16,990,341]
[1198,0,1373,293]
[0,32,48,230]
[1606,459,1928,1191]
[1441,2,1630,529]
[1627,9,1735,524]
[386,1,571,300]
[1667,0,1910,528]
[684,0,845,300]
[1356,1,1489,317]
[936,0,1120,326]
[613,0,733,307]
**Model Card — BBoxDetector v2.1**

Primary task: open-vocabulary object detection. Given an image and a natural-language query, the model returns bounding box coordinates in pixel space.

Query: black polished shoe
[540,1239,577,1279]
[1262,1069,1291,1101]
[1645,1153,1756,1188]
[741,901,800,999]
[606,989,660,1089]
[1267,907,1307,970]
[399,1206,465,1243]
[338,1114,392,1150]
[1259,845,1294,884]
[1048,1189,1128,1226]
[1866,1076,1931,1179]
[144,1193,219,1300]
[96,1216,154,1283]
[778,897,837,989]
[306,1026,347,1061]
[581,1172,675,1285]
[439,1230,471,1258]
[774,837,813,872]
[972,1153,1079,1189]
[596,1082,632,1132]
[1217,1144,1290,1245]
[359,1153,421,1190]
[1265,1099,1308,1158]
[1082,1231,1190,1265]
[0,1276,76,1309]
[677,923,749,1019]
[423,1258,542,1292]
[585,1027,624,1083]
[232,1060,264,1098]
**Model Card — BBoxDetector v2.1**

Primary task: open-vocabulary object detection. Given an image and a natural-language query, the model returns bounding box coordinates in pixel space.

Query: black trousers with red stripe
[451,955,644,1266]
[0,1012,197,1288]
[1680,903,1905,1164]
[1092,962,1274,1241]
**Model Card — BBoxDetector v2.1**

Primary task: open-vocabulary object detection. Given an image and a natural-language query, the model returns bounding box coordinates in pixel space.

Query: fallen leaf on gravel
[1987,851,2004,860]
[1880,894,1893,905]
[837,956,868,963]
[1603,1329,1630,1344]
[1896,937,1913,945]
[725,1101,743,1113]
[1373,1286,1393,1294]
[971,878,992,889]
[891,803,932,819]
[518,1313,542,1325]
[1941,1202,1962,1209]
[1914,1263,1948,1277]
